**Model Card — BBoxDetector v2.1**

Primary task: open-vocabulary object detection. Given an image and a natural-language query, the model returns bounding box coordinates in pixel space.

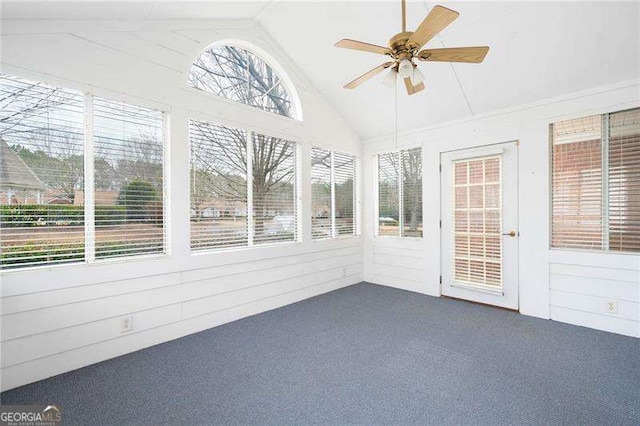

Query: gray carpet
[2,282,639,424]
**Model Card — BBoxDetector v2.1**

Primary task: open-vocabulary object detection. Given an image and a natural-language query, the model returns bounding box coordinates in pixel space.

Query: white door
[440,142,519,310]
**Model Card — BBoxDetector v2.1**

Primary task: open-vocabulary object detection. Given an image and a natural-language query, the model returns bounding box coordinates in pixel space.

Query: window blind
[93,97,165,259]
[311,147,331,239]
[402,147,423,238]
[608,109,640,252]
[252,133,296,245]
[551,115,603,250]
[453,157,502,287]
[551,107,640,253]
[377,148,422,237]
[334,152,356,236]
[378,152,400,236]
[189,119,248,250]
[0,74,85,269]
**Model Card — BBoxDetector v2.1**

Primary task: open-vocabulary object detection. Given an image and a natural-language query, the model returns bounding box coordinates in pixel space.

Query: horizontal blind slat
[453,156,502,287]
[252,133,296,245]
[377,148,422,238]
[608,108,640,253]
[378,152,399,236]
[92,96,165,260]
[402,147,422,238]
[0,73,85,269]
[311,147,331,240]
[334,151,356,237]
[551,115,603,250]
[189,119,248,250]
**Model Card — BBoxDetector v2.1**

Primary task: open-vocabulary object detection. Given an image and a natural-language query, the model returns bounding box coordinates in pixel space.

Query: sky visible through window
[188,45,295,119]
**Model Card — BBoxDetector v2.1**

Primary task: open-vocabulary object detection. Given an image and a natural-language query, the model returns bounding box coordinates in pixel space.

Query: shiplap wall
[0,19,363,391]
[365,238,425,293]
[362,79,640,338]
[1,240,362,390]
[549,251,640,337]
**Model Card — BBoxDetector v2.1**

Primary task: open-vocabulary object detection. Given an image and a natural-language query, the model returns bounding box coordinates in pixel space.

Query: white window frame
[310,147,359,241]
[0,76,169,272]
[188,120,302,253]
[250,131,299,246]
[86,94,169,265]
[549,107,640,254]
[186,40,303,122]
[374,147,423,239]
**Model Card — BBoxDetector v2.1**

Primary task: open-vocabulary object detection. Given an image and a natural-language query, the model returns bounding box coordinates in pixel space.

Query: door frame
[439,140,520,310]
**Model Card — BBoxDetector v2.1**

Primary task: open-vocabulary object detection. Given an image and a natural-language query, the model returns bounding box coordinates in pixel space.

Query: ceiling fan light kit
[411,67,425,86]
[382,69,397,87]
[335,0,490,95]
[398,59,414,78]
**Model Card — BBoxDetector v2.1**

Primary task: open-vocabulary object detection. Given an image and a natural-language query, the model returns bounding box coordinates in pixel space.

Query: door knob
[502,230,517,237]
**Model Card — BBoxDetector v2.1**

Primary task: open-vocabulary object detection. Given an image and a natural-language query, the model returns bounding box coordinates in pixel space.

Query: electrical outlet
[343,267,348,278]
[120,316,133,333]
[606,301,618,314]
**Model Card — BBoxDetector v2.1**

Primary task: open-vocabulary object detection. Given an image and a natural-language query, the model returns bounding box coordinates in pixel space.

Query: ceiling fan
[335,1,489,95]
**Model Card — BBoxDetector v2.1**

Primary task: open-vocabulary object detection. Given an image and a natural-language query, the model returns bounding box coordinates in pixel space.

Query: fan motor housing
[388,31,414,55]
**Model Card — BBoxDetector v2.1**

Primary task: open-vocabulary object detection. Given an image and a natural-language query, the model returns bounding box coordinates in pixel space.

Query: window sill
[0,252,170,275]
[549,247,640,257]
[374,235,424,241]
[311,235,360,242]
[190,239,302,256]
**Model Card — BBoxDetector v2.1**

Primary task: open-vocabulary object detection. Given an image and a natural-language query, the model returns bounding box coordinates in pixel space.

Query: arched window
[188,42,300,120]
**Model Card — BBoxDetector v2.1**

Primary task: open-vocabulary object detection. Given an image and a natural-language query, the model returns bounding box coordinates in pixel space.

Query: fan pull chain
[395,72,398,150]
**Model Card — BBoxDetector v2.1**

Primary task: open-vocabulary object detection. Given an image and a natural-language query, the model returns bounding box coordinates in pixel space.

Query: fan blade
[407,5,459,49]
[335,39,391,56]
[417,46,489,63]
[344,62,394,89]
[404,77,425,95]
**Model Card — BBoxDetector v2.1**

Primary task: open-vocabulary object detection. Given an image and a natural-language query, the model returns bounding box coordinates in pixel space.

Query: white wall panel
[133,30,201,57]
[371,264,422,282]
[183,266,360,319]
[71,31,188,70]
[180,254,361,304]
[1,273,182,315]
[2,304,182,368]
[366,273,424,294]
[372,253,422,270]
[550,290,639,321]
[0,275,354,391]
[550,275,639,302]
[549,250,640,337]
[2,286,185,341]
[550,306,639,338]
[550,263,639,283]
[372,245,422,259]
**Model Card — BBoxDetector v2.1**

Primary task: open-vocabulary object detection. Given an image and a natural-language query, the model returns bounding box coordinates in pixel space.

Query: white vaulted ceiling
[259,1,640,140]
[3,1,639,140]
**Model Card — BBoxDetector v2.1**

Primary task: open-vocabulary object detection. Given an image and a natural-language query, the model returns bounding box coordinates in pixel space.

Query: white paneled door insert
[441,142,519,310]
